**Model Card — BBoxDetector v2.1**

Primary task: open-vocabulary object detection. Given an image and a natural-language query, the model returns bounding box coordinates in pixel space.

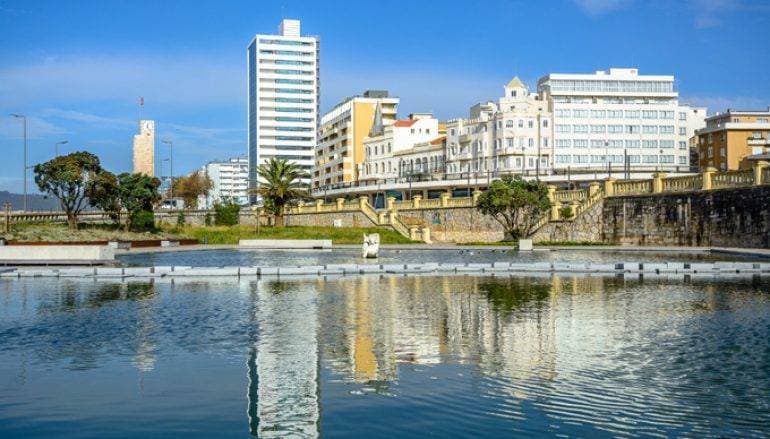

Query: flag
[139,96,144,106]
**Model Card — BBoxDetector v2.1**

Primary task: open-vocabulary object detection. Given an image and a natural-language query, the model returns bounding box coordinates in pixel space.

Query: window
[660,155,674,164]
[555,139,572,147]
[573,109,589,118]
[625,110,640,119]
[643,155,659,163]
[528,138,534,147]
[591,155,604,163]
[626,125,640,134]
[555,124,571,133]
[591,140,604,148]
[573,125,589,133]
[679,127,687,136]
[660,140,674,148]
[608,140,623,148]
[642,140,658,148]
[528,120,534,128]
[678,156,687,164]
[506,137,514,148]
[679,141,687,150]
[679,112,687,121]
[642,110,658,119]
[555,109,571,118]
[591,125,606,133]
[543,120,549,128]
[625,140,640,148]
[505,120,514,128]
[450,129,456,136]
[661,111,675,119]
[574,139,589,148]
[518,119,524,128]
[628,155,640,163]
[757,118,769,123]
[659,125,675,134]
[574,155,590,163]
[608,124,624,133]
[608,110,623,118]
[643,125,658,134]
[543,138,549,147]
[591,110,606,118]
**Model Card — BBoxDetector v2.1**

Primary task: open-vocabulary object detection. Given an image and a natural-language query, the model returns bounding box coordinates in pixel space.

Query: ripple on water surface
[0,274,769,438]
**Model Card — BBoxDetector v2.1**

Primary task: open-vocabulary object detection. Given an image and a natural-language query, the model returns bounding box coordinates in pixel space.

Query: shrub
[214,198,240,226]
[130,210,156,232]
[559,206,574,219]
[204,212,212,226]
[177,211,186,226]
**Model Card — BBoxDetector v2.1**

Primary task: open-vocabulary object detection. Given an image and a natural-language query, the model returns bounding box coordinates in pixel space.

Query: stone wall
[396,207,505,243]
[603,186,770,248]
[283,211,379,228]
[531,200,604,243]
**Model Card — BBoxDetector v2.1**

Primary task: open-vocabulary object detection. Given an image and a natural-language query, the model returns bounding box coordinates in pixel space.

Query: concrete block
[96,267,125,277]
[124,267,153,277]
[59,267,96,277]
[319,268,345,275]
[623,262,643,272]
[0,270,19,278]
[278,266,323,276]
[152,266,174,275]
[0,245,114,261]
[437,264,457,272]
[690,263,719,273]
[161,240,180,248]
[239,239,332,249]
[381,264,406,272]
[258,267,279,276]
[172,267,239,276]
[527,263,552,272]
[324,264,360,273]
[18,269,58,277]
[591,264,617,272]
[641,263,669,273]
[517,239,533,251]
[358,265,384,274]
[239,267,259,276]
[492,262,511,269]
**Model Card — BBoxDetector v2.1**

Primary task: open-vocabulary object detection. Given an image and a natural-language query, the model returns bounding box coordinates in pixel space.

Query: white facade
[361,113,440,181]
[247,19,319,200]
[446,78,553,178]
[200,157,249,208]
[538,68,706,174]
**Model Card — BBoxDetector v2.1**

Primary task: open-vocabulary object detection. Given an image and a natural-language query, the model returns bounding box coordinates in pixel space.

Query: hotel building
[313,91,399,190]
[695,107,770,171]
[538,68,706,175]
[247,19,319,202]
[445,77,552,178]
[199,156,249,208]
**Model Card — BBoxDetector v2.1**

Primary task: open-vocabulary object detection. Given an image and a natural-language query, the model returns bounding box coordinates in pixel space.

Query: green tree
[214,197,241,226]
[33,151,102,230]
[253,158,309,226]
[171,170,212,209]
[86,170,121,226]
[476,175,551,240]
[117,173,161,232]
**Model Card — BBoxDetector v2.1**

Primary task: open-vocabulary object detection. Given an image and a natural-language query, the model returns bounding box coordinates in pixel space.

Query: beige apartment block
[313,90,398,189]
[133,119,155,176]
[696,107,770,171]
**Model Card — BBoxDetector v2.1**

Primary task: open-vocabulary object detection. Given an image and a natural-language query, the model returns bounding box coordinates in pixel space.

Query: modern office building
[538,68,706,174]
[199,156,249,208]
[359,112,441,182]
[247,19,319,202]
[132,119,155,176]
[445,77,552,178]
[695,107,770,171]
[313,90,399,189]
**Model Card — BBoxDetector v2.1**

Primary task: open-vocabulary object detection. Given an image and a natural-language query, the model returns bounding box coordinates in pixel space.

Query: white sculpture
[362,233,380,258]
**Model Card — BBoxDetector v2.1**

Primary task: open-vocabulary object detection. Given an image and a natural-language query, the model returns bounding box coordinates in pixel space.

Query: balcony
[458,134,472,144]
[748,138,769,146]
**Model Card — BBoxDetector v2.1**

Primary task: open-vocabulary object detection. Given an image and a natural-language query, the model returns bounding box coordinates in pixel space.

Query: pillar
[603,177,616,197]
[358,195,368,210]
[386,196,396,211]
[702,167,717,191]
[652,172,666,193]
[588,181,601,197]
[315,199,324,212]
[412,194,422,209]
[336,197,345,210]
[569,200,580,220]
[753,160,769,186]
[440,192,450,208]
[409,227,419,241]
[547,185,559,221]
[421,226,432,244]
[296,201,304,214]
[472,189,482,204]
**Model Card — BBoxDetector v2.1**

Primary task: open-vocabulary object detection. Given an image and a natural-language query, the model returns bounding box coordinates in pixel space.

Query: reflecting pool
[1,275,769,437]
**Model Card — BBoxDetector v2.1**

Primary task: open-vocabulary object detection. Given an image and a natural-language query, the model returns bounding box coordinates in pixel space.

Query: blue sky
[1,0,769,193]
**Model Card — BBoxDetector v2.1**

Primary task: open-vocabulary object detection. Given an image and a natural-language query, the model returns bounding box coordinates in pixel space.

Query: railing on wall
[614,179,653,196]
[712,169,754,189]
[662,175,702,193]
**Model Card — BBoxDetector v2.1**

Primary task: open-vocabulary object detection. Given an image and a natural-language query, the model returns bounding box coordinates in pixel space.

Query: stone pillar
[388,211,397,225]
[296,201,304,214]
[440,192,450,208]
[472,189,482,204]
[386,196,396,211]
[412,194,422,209]
[409,227,419,241]
[358,195,368,210]
[702,167,717,191]
[588,181,601,197]
[315,199,324,212]
[652,172,667,193]
[421,226,432,244]
[378,212,386,224]
[603,177,616,197]
[569,200,580,220]
[547,185,559,220]
[753,160,769,186]
[336,197,345,210]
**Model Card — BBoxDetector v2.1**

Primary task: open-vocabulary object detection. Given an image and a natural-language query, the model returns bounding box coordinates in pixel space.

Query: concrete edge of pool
[2,261,770,279]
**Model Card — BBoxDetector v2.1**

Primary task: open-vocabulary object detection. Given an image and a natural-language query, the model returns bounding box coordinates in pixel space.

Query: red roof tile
[393,119,417,127]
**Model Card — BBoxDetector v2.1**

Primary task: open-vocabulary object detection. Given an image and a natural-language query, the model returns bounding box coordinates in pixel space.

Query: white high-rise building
[247,19,319,203]
[199,157,249,208]
[538,68,706,175]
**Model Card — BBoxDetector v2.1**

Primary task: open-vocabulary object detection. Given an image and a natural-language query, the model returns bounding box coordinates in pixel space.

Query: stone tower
[133,120,155,176]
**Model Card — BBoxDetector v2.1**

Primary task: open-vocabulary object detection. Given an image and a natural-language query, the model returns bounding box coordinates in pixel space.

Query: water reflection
[1,275,769,437]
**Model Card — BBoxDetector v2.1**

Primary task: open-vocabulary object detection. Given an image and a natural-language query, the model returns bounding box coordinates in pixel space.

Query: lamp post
[11,114,27,211]
[162,140,173,198]
[55,140,68,157]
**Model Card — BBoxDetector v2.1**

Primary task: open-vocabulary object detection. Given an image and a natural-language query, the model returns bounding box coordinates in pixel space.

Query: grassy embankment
[2,222,416,245]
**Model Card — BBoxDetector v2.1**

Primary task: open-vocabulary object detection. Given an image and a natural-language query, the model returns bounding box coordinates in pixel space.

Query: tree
[117,173,161,232]
[172,170,212,209]
[253,158,309,227]
[33,151,102,230]
[86,170,121,226]
[476,176,551,240]
[214,197,240,226]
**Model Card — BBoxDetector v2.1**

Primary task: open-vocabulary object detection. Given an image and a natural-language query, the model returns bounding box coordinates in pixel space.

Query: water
[117,248,760,267]
[1,274,769,437]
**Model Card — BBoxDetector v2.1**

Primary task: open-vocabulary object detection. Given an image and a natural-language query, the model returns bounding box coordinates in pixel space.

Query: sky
[1,0,769,193]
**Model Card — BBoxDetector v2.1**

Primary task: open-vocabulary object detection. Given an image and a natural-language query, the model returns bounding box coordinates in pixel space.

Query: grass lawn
[3,222,179,242]
[169,224,416,245]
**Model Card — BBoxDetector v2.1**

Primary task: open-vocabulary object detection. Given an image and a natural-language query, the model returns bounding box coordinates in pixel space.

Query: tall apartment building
[132,119,155,176]
[199,157,249,208]
[445,77,552,177]
[695,107,770,171]
[538,68,706,174]
[313,90,399,189]
[247,19,319,202]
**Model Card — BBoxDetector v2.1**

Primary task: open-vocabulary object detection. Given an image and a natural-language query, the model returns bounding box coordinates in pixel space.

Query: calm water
[1,274,769,438]
[117,248,761,267]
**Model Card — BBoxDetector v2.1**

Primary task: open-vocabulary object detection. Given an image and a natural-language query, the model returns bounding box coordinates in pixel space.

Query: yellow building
[696,107,770,171]
[313,91,398,190]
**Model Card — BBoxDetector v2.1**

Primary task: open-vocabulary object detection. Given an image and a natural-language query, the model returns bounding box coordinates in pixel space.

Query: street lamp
[10,114,27,211]
[55,140,68,157]
[161,139,173,198]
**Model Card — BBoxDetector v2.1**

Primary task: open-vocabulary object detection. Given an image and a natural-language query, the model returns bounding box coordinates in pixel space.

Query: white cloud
[572,0,632,15]
[0,115,69,139]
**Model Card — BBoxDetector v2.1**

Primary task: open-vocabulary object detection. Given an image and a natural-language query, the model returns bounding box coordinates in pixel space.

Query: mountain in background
[0,191,61,211]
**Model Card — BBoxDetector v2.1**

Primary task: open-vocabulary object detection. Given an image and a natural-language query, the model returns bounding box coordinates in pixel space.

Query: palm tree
[253,158,309,226]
